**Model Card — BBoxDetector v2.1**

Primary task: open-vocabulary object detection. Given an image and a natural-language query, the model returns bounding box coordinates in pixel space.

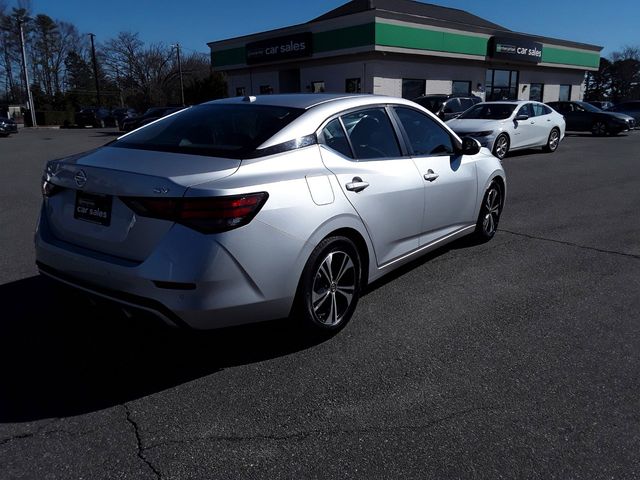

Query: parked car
[36,94,506,333]
[0,116,18,136]
[547,101,635,135]
[111,107,138,131]
[606,101,640,126]
[586,100,614,111]
[413,94,481,121]
[75,107,115,128]
[446,101,565,159]
[120,107,183,132]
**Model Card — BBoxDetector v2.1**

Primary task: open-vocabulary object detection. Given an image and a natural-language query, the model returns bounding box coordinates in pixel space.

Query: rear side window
[517,104,534,117]
[532,104,549,116]
[113,104,304,158]
[319,119,353,158]
[394,107,454,156]
[341,108,401,159]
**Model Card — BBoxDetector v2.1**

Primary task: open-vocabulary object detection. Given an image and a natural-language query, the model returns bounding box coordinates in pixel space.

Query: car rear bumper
[34,208,296,329]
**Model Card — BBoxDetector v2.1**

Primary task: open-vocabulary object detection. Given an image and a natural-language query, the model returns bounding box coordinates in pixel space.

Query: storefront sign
[489,37,543,64]
[246,33,312,65]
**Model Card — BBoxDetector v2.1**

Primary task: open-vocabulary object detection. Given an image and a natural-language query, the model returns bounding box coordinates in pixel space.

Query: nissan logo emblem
[74,170,87,188]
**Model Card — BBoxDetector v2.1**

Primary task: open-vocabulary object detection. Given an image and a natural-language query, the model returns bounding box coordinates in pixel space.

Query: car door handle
[424,170,439,182]
[345,177,369,192]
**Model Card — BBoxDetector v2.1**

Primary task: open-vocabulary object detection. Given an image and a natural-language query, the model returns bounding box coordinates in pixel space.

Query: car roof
[209,93,459,149]
[208,93,392,110]
[482,100,534,105]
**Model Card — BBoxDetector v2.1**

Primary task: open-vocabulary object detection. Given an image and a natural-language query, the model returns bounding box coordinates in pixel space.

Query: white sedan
[446,101,566,159]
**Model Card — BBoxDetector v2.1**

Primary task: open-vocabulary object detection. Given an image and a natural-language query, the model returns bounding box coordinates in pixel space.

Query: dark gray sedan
[0,117,18,136]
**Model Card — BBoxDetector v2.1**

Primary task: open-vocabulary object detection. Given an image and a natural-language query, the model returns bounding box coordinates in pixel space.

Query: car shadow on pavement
[0,275,325,422]
[89,131,121,137]
[564,132,631,138]
[363,235,480,295]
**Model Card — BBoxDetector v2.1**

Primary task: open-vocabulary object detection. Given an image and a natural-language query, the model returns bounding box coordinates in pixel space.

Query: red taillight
[121,192,268,234]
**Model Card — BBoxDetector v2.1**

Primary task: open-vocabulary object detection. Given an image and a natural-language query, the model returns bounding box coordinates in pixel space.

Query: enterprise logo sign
[491,37,543,64]
[246,32,312,65]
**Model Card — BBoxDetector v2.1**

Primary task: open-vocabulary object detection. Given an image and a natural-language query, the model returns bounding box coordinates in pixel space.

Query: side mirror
[515,114,529,121]
[460,137,481,156]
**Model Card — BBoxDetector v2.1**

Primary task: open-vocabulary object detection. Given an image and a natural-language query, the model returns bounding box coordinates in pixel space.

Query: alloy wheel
[548,129,560,150]
[311,250,356,326]
[592,121,607,136]
[494,135,508,159]
[482,186,501,236]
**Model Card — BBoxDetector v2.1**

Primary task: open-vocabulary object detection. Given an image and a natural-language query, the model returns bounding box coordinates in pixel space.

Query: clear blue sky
[32,0,639,56]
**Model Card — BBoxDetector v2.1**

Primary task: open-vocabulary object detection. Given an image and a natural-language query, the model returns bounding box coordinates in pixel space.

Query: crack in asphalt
[500,229,640,260]
[123,404,162,480]
[141,405,499,452]
[0,419,60,447]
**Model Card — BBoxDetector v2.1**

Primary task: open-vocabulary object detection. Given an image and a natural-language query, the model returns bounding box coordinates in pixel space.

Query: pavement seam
[142,405,499,452]
[500,229,640,260]
[123,404,162,480]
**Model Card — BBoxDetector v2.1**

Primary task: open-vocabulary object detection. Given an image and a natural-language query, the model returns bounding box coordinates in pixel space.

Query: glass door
[486,69,519,101]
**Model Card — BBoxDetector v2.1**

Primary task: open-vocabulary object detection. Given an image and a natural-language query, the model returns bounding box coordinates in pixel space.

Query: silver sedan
[36,94,506,332]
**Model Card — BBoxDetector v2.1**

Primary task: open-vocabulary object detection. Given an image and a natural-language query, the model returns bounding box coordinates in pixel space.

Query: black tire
[471,180,503,243]
[294,236,362,334]
[543,128,561,153]
[591,121,607,136]
[492,133,509,160]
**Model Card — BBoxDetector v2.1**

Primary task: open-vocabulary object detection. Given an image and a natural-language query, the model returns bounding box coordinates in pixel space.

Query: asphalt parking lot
[1,127,639,479]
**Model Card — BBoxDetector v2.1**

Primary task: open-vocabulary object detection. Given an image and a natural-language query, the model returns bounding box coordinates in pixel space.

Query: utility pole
[88,33,101,106]
[173,43,185,106]
[18,18,36,127]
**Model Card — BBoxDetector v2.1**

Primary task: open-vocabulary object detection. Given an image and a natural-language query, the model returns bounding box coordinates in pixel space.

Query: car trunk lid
[44,146,240,261]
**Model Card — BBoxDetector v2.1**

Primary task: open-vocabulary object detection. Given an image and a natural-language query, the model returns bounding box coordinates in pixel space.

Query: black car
[0,116,18,136]
[547,101,636,135]
[75,107,116,128]
[111,107,138,130]
[120,107,184,132]
[412,94,481,121]
[606,101,640,126]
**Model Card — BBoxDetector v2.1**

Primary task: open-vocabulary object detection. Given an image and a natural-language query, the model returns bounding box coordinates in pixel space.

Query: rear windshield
[113,104,304,158]
[458,103,517,120]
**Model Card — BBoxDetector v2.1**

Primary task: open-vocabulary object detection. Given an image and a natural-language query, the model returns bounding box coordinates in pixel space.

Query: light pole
[18,18,36,127]
[172,43,185,106]
[88,33,101,106]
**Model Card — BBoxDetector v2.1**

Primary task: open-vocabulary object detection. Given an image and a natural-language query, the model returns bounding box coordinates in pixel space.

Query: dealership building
[208,0,601,103]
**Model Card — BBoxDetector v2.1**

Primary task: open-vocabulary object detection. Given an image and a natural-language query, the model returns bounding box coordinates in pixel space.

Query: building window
[486,69,519,101]
[452,80,471,96]
[311,81,325,93]
[346,78,361,93]
[235,87,246,97]
[559,84,572,101]
[530,83,544,102]
[402,79,425,99]
[259,85,274,94]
